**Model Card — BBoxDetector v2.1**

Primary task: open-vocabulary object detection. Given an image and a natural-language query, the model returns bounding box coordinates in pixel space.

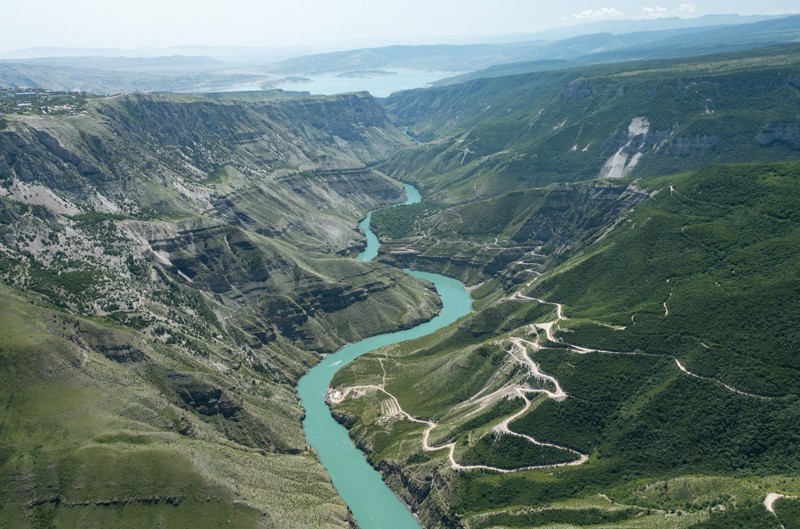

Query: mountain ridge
[0,89,442,527]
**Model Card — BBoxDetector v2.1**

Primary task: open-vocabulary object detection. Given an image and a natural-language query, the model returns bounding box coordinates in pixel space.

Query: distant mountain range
[0,45,309,63]
[1,14,798,95]
[265,14,798,74]
[435,14,800,85]
[509,13,782,42]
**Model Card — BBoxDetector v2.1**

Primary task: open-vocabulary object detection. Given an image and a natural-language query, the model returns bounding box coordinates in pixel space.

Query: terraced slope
[0,91,441,527]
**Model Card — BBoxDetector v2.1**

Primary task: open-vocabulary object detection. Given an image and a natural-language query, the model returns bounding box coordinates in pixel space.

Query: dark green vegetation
[533,164,800,395]
[0,90,441,527]
[336,159,800,527]
[331,43,800,529]
[455,433,576,470]
[775,498,800,529]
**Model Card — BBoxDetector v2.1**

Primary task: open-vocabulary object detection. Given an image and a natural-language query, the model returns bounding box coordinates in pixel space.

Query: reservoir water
[298,183,471,529]
[274,69,461,98]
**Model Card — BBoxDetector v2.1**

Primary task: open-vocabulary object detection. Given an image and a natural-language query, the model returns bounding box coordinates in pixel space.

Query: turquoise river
[297,184,472,529]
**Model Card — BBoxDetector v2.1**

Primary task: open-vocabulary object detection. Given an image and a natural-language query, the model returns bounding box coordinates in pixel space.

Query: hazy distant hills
[0,60,271,93]
[267,14,800,75]
[9,55,225,71]
[516,13,782,41]
[1,14,799,95]
[264,27,720,75]
[0,45,306,63]
[436,14,800,85]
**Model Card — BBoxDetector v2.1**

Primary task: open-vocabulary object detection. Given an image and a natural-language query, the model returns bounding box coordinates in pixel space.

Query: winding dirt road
[508,289,771,399]
[675,359,772,399]
[331,286,771,474]
[331,330,587,473]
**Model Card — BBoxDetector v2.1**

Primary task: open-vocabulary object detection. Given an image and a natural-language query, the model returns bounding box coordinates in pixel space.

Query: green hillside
[381,45,800,202]
[0,285,348,528]
[331,161,800,529]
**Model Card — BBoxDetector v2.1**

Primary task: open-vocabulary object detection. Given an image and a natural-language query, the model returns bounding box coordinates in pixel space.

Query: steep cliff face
[756,120,800,148]
[0,92,409,217]
[0,91,437,351]
[373,182,649,287]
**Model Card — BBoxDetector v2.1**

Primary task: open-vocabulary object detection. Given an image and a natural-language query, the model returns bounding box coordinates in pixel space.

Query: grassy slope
[331,161,800,528]
[532,163,800,396]
[0,286,356,528]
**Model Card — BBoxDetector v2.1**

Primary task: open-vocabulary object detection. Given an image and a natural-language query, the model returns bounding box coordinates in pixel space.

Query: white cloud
[642,6,669,17]
[572,7,625,19]
[677,3,697,13]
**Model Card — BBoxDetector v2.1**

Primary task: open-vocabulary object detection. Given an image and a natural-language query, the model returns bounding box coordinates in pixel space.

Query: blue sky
[3,1,799,52]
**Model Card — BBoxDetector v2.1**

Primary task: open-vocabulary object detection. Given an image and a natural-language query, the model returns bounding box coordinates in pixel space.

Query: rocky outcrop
[378,250,494,282]
[98,343,148,363]
[266,278,398,346]
[597,117,651,179]
[376,461,462,529]
[284,167,405,203]
[257,92,393,145]
[26,495,184,509]
[755,121,800,149]
[511,185,642,247]
[558,78,595,100]
[1,92,410,219]
[268,297,311,339]
[0,126,111,204]
[379,184,647,286]
[663,134,720,156]
[176,385,242,419]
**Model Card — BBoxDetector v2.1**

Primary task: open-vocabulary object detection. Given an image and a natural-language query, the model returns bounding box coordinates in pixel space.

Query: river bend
[298,184,471,529]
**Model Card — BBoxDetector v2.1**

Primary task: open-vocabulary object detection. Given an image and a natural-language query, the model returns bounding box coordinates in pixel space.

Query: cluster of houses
[1,88,83,116]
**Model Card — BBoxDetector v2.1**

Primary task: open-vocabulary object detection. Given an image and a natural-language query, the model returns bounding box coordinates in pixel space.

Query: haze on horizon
[4,0,799,55]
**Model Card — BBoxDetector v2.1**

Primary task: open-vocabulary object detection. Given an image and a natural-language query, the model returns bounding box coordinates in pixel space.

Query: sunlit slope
[530,162,800,395]
[331,161,800,529]
[0,285,355,528]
